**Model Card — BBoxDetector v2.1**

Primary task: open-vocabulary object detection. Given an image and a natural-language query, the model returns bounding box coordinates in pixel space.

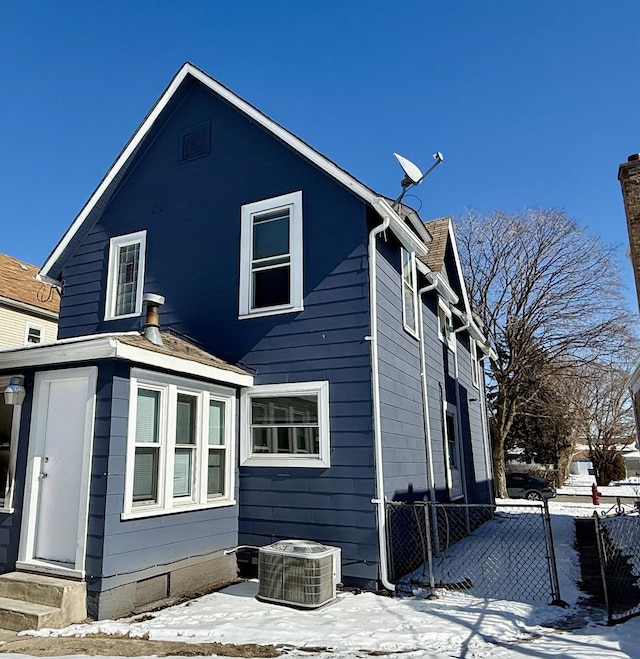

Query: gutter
[367,213,395,592]
[0,295,59,321]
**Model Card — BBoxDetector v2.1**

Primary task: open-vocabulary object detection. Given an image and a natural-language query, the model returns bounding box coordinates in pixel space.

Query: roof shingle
[0,254,60,314]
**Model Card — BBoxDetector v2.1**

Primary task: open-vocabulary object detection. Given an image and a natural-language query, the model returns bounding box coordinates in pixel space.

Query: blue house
[0,63,494,621]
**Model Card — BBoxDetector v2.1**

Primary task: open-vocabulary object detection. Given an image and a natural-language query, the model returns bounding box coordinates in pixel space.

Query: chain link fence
[594,507,640,624]
[386,500,562,605]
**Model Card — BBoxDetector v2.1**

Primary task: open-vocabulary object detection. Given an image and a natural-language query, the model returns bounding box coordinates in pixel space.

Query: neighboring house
[619,154,640,450]
[0,254,59,348]
[0,254,59,542]
[0,63,493,622]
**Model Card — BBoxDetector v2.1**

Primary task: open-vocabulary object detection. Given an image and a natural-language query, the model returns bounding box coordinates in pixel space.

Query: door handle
[38,472,48,480]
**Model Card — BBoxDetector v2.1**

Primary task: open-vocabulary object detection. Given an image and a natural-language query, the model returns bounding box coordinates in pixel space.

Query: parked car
[505,472,556,500]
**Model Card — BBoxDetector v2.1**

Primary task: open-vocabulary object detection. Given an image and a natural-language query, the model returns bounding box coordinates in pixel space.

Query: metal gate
[385,500,563,605]
[593,505,640,624]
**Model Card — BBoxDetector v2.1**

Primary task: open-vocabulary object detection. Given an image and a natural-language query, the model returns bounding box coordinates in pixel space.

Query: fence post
[593,512,612,623]
[542,498,566,607]
[423,502,438,598]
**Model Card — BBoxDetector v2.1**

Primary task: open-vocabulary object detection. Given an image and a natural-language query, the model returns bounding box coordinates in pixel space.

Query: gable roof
[419,217,450,273]
[39,62,430,283]
[0,253,59,318]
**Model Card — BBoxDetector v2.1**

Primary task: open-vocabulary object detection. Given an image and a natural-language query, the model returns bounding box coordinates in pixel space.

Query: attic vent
[180,121,210,161]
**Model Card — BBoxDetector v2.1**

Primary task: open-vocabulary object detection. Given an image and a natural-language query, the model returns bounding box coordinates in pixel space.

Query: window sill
[121,498,236,520]
[241,456,330,468]
[104,311,141,321]
[403,324,419,340]
[0,507,14,515]
[239,304,303,321]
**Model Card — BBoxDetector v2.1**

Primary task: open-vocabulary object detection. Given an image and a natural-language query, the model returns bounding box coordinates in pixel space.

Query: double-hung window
[239,191,303,318]
[401,248,419,337]
[240,381,330,467]
[25,324,43,345]
[125,370,235,518]
[105,231,147,320]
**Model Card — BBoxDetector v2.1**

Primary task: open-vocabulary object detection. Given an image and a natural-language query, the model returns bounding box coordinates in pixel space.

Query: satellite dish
[394,153,423,184]
[392,151,444,208]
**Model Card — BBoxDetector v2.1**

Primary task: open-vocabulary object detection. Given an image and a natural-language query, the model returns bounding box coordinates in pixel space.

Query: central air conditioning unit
[257,539,342,608]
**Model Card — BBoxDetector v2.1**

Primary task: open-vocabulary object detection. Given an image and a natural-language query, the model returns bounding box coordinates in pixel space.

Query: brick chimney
[619,153,640,312]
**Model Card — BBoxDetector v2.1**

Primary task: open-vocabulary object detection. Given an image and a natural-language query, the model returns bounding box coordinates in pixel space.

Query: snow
[5,499,640,658]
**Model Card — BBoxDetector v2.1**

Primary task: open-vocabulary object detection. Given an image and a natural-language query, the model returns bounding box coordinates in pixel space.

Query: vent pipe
[142,293,165,346]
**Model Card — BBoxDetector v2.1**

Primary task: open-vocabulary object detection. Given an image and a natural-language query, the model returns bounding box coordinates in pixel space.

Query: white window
[124,370,235,518]
[239,191,303,319]
[25,324,43,345]
[470,339,480,388]
[240,381,330,467]
[438,299,456,351]
[443,405,463,500]
[401,248,419,337]
[105,231,147,320]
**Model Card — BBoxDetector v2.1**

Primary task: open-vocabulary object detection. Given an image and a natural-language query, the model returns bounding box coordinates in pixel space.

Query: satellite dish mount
[392,151,444,208]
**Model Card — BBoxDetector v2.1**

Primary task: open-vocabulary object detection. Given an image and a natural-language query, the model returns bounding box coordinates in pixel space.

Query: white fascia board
[372,198,428,255]
[41,62,421,279]
[446,222,472,315]
[113,342,253,387]
[0,334,252,388]
[415,262,459,304]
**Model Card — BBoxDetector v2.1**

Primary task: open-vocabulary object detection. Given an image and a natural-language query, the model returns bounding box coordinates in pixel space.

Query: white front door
[18,367,97,577]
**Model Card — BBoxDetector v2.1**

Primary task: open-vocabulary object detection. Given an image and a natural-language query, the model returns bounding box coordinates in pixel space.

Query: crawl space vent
[257,539,341,608]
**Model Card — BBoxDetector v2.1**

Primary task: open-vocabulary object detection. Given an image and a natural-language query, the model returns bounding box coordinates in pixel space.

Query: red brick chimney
[619,153,640,313]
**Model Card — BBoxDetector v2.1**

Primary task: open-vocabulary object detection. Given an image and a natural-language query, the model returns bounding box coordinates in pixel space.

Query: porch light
[4,376,26,406]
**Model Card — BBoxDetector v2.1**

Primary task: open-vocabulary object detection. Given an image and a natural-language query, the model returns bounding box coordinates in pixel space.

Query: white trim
[240,381,330,468]
[18,366,97,577]
[123,369,236,519]
[104,230,147,320]
[40,63,427,281]
[0,334,253,387]
[239,191,303,318]
[442,401,464,500]
[0,374,22,511]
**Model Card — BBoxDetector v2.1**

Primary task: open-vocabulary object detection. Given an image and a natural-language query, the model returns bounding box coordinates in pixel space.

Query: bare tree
[456,208,633,496]
[570,361,636,485]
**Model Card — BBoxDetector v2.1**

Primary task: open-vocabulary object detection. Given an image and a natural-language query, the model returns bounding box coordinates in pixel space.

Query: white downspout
[478,352,495,499]
[367,214,395,591]
[418,281,438,502]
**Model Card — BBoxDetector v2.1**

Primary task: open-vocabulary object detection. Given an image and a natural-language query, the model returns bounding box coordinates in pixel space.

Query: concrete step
[0,572,84,608]
[0,573,86,630]
[0,596,62,631]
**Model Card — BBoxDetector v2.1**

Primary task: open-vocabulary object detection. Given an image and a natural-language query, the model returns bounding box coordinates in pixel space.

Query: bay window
[124,370,235,518]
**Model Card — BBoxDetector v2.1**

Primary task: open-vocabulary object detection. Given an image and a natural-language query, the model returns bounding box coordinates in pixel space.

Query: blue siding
[54,80,380,588]
[375,239,429,501]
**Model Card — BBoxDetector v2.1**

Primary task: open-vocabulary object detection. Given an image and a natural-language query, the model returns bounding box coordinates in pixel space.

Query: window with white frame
[240,381,330,467]
[124,370,235,518]
[470,339,480,388]
[25,324,43,345]
[239,191,303,318]
[401,248,419,337]
[437,300,456,351]
[105,231,147,320]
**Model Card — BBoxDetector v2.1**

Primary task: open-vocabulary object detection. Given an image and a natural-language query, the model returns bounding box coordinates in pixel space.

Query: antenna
[392,151,444,208]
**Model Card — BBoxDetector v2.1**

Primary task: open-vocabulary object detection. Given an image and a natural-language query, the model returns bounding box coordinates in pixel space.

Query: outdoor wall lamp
[3,376,26,406]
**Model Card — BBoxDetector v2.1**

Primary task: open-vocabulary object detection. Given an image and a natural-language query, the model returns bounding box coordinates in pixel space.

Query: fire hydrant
[591,482,601,506]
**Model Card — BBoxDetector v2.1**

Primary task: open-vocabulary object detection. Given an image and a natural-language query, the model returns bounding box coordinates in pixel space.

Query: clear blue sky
[1,1,638,307]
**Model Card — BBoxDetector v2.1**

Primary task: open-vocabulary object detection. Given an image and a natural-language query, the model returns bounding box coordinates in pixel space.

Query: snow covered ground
[4,499,639,658]
[558,474,640,499]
